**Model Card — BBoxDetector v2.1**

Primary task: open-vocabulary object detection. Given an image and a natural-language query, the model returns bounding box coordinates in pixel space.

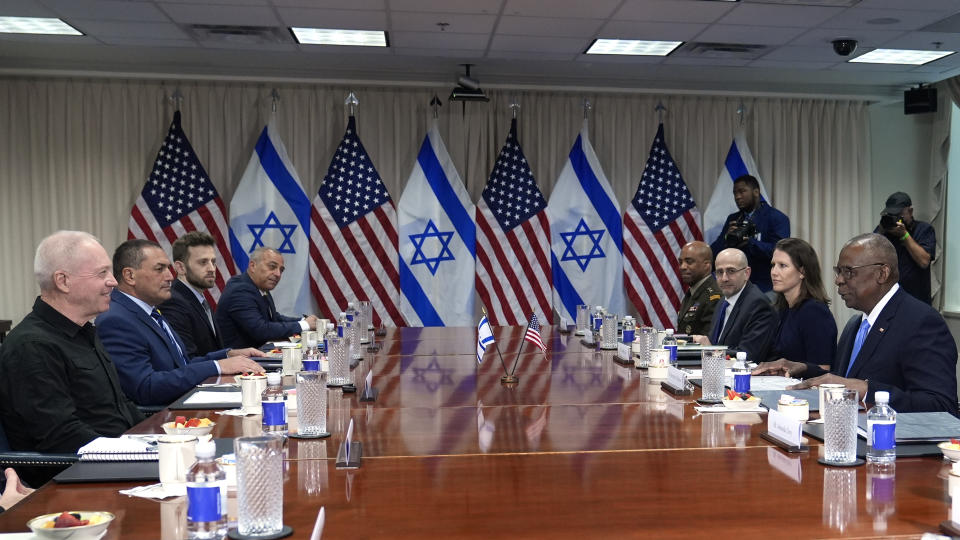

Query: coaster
[289,431,331,439]
[760,431,809,453]
[342,384,357,393]
[227,525,293,539]
[696,398,722,405]
[940,520,960,537]
[817,457,865,467]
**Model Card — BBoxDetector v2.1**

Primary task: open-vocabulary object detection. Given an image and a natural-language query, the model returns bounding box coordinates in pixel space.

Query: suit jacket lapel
[833,315,860,376]
[116,291,182,363]
[719,295,744,342]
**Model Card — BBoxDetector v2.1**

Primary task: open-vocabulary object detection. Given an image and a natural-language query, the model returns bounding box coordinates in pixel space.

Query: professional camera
[879,212,901,230]
[724,214,757,248]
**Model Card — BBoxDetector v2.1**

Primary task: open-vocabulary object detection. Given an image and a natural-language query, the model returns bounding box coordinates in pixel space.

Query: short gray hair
[250,246,280,263]
[845,233,899,282]
[34,230,101,291]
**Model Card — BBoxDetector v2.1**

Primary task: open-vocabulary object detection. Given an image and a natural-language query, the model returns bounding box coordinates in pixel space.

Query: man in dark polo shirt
[874,192,936,304]
[0,231,144,454]
[676,240,721,335]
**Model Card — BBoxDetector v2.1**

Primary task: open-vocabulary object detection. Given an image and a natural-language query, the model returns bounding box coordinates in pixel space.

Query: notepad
[183,390,242,406]
[77,436,159,461]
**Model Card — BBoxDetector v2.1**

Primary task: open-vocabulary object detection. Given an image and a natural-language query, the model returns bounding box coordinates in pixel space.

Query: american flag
[623,124,702,329]
[309,116,404,326]
[523,313,546,353]
[476,118,552,326]
[128,110,236,307]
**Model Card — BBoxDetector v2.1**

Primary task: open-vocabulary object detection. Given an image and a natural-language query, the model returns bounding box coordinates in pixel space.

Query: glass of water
[235,436,285,536]
[327,334,348,386]
[575,304,589,335]
[296,371,328,437]
[700,347,727,402]
[823,387,859,464]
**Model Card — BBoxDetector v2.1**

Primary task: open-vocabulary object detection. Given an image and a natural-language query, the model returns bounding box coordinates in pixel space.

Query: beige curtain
[0,76,870,326]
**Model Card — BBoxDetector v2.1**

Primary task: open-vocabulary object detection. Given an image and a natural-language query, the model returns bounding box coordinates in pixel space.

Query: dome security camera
[832,39,858,56]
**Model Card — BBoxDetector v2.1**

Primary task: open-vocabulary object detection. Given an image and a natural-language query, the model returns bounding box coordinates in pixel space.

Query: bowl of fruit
[722,389,762,410]
[162,416,215,436]
[939,439,960,461]
[28,511,114,539]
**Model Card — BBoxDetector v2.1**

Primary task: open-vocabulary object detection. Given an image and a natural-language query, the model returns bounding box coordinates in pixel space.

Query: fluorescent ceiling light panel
[291,27,387,47]
[586,39,682,56]
[0,16,82,35]
[849,48,953,65]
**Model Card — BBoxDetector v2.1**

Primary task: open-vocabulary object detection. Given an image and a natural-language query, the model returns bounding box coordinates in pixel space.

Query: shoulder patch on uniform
[708,294,722,301]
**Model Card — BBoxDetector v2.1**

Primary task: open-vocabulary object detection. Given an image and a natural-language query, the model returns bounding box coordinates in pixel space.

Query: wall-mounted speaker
[904,86,937,115]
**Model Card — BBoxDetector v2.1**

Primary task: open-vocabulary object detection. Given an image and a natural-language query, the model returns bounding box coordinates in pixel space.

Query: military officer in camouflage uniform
[676,241,721,335]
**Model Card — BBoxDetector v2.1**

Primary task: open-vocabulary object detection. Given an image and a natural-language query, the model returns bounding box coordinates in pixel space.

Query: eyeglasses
[832,263,885,280]
[715,267,747,277]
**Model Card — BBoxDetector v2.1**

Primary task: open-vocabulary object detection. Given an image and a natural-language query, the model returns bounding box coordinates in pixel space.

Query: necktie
[201,299,216,337]
[710,300,729,344]
[151,309,188,367]
[845,319,871,377]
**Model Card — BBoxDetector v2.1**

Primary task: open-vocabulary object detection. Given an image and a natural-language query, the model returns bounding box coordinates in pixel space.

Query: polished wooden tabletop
[0,325,955,538]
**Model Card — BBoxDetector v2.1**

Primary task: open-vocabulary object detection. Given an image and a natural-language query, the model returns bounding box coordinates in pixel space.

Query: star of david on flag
[547,120,624,325]
[229,118,314,315]
[127,110,236,308]
[398,122,475,327]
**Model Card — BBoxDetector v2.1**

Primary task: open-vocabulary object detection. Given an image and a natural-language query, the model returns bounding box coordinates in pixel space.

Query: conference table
[0,326,956,538]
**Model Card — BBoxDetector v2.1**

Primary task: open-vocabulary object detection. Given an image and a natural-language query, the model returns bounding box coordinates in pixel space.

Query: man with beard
[159,232,222,356]
[874,192,935,304]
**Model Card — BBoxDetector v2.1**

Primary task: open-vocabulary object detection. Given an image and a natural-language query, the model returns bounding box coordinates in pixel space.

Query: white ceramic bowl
[161,421,215,436]
[28,511,115,539]
[939,442,960,461]
[722,397,761,410]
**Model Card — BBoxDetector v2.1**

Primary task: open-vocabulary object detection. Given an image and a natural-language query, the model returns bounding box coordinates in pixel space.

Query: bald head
[844,233,899,283]
[835,233,898,313]
[716,248,748,269]
[678,241,713,285]
[715,248,751,298]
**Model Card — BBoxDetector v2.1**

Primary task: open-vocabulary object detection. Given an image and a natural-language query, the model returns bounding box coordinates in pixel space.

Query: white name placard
[616,343,631,362]
[768,409,803,447]
[666,365,687,390]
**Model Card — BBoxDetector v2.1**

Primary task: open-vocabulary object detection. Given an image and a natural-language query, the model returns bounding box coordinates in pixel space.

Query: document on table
[748,376,802,391]
[183,390,242,406]
[856,411,960,442]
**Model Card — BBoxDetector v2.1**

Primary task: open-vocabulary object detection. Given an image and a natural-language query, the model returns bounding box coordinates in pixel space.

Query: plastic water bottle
[621,316,636,344]
[337,312,347,338]
[593,306,604,332]
[186,440,227,539]
[733,351,751,393]
[866,391,896,463]
[661,329,678,365]
[261,372,287,434]
[302,335,320,371]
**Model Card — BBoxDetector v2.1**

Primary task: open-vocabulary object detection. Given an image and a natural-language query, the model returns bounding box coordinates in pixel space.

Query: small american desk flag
[623,124,702,329]
[523,313,546,353]
[128,111,236,307]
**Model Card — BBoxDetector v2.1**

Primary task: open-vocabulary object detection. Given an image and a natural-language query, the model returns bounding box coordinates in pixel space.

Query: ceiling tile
[694,24,806,46]
[757,44,843,62]
[200,40,297,51]
[664,56,752,67]
[718,3,845,27]
[96,37,196,47]
[157,0,269,5]
[748,59,833,70]
[575,53,666,65]
[390,31,488,49]
[857,0,960,11]
[787,27,905,47]
[390,0,501,14]
[70,20,190,39]
[497,16,603,38]
[489,34,590,53]
[597,20,706,41]
[0,0,58,17]
[159,3,280,25]
[821,8,949,31]
[42,0,169,22]
[488,50,579,61]
[272,0,384,8]
[613,0,734,24]
[390,12,495,33]
[276,8,385,29]
[882,31,960,51]
[392,46,483,58]
[502,0,620,19]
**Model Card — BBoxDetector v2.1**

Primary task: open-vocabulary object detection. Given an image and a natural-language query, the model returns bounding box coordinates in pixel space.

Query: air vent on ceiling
[679,42,769,60]
[185,24,292,45]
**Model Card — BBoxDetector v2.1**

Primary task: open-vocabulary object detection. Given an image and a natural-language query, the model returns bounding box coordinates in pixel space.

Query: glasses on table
[832,262,885,280]
[715,267,746,277]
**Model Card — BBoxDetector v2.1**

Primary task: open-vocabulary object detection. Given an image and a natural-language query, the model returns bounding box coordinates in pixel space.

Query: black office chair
[0,420,79,469]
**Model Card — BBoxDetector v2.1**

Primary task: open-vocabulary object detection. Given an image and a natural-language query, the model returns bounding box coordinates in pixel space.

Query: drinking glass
[235,436,284,536]
[634,327,655,368]
[296,371,328,437]
[327,335,349,386]
[823,388,859,464]
[600,313,618,350]
[700,347,727,402]
[575,304,589,335]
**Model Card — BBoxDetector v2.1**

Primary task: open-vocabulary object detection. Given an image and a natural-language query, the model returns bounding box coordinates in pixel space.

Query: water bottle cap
[624,316,633,320]
[665,329,674,335]
[874,390,890,403]
[339,312,346,317]
[195,440,216,458]
[267,372,282,385]
[736,351,747,360]
[596,306,603,310]
[348,302,355,308]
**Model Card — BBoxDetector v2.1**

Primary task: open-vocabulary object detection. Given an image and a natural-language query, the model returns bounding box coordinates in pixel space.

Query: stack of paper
[78,437,158,461]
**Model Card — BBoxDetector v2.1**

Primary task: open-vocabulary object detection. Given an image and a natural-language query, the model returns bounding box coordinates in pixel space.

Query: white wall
[869,101,935,225]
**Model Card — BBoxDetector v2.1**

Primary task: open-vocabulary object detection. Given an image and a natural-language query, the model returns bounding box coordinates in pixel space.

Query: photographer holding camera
[710,175,790,292]
[874,192,935,304]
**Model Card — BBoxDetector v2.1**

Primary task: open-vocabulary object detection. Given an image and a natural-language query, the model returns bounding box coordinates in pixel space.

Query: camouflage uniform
[676,276,721,335]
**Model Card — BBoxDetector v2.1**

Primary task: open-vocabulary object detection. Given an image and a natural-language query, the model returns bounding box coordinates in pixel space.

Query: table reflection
[822,468,857,532]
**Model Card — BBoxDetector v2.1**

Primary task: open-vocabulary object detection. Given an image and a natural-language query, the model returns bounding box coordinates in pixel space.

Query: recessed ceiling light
[586,39,683,56]
[849,48,954,65]
[0,16,82,35]
[290,27,387,47]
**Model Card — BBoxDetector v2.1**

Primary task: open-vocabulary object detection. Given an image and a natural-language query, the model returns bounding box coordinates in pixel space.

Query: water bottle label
[347,313,354,321]
[622,330,635,343]
[733,373,751,393]
[262,401,286,426]
[593,317,602,331]
[337,327,343,337]
[302,360,320,371]
[665,345,677,364]
[187,485,222,523]
[871,422,896,450]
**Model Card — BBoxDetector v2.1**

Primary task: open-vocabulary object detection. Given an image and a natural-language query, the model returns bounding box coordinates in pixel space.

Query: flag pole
[481,307,511,379]
[345,92,359,117]
[170,88,183,111]
[271,88,280,113]
[655,101,666,124]
[507,316,532,379]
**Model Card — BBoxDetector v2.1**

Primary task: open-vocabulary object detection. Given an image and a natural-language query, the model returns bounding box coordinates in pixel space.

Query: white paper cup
[819,383,845,412]
[239,375,267,414]
[158,435,197,487]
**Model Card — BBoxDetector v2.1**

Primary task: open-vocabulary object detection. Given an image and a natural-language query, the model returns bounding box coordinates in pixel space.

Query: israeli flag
[547,121,624,324]
[398,123,476,327]
[476,315,494,364]
[702,129,771,245]
[229,119,313,315]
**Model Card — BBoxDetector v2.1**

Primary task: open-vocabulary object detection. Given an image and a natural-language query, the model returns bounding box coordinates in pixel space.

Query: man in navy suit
[158,232,222,356]
[97,240,264,406]
[692,248,778,362]
[216,247,318,349]
[755,234,957,413]
[710,175,790,292]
